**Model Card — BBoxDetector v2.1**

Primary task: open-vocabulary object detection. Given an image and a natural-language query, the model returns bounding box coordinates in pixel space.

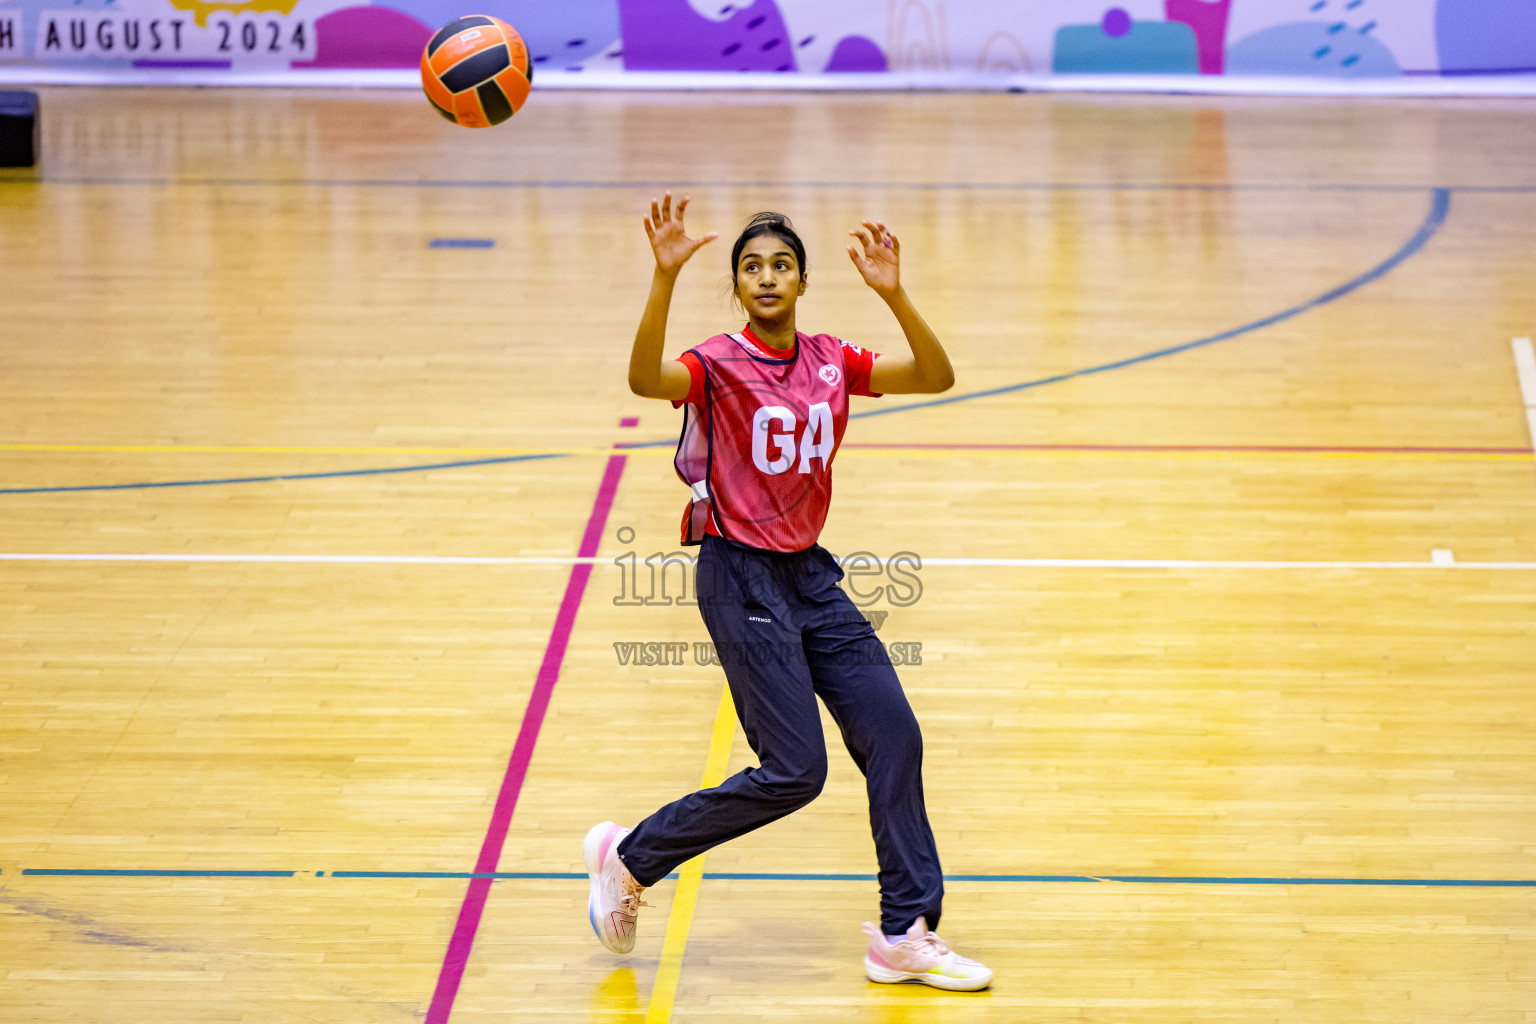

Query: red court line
[839,442,1533,455]
[425,449,627,1024]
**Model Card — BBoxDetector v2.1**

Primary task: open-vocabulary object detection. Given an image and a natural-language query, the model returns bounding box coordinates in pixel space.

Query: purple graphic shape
[619,0,797,72]
[824,35,886,72]
[1102,8,1132,38]
[1165,0,1231,74]
[1435,0,1536,75]
[292,6,433,69]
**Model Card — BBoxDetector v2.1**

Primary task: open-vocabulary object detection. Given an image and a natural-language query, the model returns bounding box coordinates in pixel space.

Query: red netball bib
[674,330,859,552]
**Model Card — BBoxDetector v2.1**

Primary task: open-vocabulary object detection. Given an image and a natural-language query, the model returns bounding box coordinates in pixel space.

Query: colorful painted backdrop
[0,0,1532,80]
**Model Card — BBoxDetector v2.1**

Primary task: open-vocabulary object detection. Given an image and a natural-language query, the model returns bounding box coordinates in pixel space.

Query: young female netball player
[584,193,991,990]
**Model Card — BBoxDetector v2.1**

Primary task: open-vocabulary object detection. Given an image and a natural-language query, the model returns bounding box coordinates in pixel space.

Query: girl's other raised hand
[644,193,718,275]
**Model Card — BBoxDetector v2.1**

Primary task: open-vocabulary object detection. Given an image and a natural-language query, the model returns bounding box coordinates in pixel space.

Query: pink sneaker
[862,918,992,991]
[584,821,648,954]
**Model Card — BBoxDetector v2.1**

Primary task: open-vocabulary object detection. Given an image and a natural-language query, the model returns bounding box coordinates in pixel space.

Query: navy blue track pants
[617,533,944,935]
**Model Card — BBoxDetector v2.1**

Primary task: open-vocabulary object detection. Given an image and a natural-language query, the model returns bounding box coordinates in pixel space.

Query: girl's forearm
[884,287,955,392]
[629,268,680,396]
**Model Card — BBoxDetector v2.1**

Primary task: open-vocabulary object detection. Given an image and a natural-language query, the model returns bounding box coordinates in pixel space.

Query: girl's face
[734,233,806,321]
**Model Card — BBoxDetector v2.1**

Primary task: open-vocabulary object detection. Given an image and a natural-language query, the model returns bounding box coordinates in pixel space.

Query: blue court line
[0,189,1450,495]
[5,176,1535,194]
[854,187,1451,419]
[0,452,564,496]
[15,867,1533,887]
[21,869,297,877]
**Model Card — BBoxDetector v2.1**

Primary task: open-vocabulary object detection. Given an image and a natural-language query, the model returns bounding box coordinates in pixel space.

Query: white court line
[916,557,1530,569]
[1515,337,1536,455]
[2,553,1535,570]
[0,553,584,565]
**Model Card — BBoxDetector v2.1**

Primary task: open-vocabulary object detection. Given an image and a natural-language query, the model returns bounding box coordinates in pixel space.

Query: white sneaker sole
[583,821,634,954]
[864,956,992,991]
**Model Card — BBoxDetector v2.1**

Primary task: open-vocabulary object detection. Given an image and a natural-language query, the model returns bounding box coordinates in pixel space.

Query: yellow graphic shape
[164,0,304,29]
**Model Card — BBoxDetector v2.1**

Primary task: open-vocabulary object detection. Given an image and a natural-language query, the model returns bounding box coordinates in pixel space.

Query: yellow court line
[0,443,619,456]
[644,684,738,1024]
[841,448,1535,462]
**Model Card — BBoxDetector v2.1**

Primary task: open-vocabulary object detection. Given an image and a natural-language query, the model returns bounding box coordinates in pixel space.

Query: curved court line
[855,186,1452,419]
[0,189,1450,495]
[0,451,563,496]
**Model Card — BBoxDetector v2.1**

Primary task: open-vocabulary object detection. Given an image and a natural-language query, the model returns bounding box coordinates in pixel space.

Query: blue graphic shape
[1227,21,1400,76]
[1052,18,1199,74]
[376,0,619,69]
[1436,0,1536,74]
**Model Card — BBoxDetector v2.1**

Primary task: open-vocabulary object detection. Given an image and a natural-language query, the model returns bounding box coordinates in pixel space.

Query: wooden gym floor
[1,86,1535,1023]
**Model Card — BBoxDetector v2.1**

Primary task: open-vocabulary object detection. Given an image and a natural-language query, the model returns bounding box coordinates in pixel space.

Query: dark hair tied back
[731,212,807,282]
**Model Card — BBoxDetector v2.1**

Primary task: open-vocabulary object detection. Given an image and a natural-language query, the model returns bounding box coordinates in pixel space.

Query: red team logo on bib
[818,364,840,386]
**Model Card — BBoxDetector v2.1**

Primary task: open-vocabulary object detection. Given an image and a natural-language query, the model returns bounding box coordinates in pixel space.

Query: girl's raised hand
[847,220,901,299]
[644,193,718,275]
